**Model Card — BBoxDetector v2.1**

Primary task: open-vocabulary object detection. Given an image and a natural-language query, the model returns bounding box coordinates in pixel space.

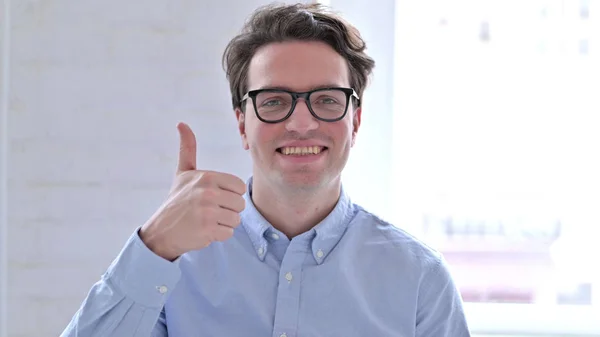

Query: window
[391,0,600,335]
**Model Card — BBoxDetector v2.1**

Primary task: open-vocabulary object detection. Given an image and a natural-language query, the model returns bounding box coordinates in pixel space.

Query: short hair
[222,2,375,110]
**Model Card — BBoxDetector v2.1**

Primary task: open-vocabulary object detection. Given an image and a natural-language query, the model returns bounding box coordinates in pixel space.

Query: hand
[139,122,246,261]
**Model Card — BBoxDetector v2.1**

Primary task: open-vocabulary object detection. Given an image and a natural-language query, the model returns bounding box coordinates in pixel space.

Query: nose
[285,99,319,133]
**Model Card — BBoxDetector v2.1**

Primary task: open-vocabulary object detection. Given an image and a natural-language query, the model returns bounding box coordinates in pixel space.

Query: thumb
[176,122,197,172]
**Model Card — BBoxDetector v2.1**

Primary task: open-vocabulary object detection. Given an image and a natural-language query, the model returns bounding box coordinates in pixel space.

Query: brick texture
[4,0,393,335]
[5,1,276,335]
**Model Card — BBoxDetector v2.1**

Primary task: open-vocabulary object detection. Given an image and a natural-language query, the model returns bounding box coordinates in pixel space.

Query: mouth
[276,146,328,156]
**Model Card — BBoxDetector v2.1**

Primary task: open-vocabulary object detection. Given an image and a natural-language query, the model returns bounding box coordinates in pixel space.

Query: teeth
[281,146,323,155]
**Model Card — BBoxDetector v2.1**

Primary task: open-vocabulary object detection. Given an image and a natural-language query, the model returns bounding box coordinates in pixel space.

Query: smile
[277,146,327,155]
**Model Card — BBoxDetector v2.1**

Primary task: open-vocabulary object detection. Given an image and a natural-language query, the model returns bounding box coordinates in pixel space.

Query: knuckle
[204,225,218,241]
[212,227,229,242]
[206,229,217,243]
[198,187,216,202]
[236,181,247,194]
[199,171,217,185]
[223,227,234,240]
[177,169,196,181]
[228,213,241,227]
[172,171,196,190]
[199,207,216,225]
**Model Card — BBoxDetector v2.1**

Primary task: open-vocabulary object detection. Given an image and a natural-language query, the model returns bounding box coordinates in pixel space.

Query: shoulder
[348,204,447,276]
[349,205,464,307]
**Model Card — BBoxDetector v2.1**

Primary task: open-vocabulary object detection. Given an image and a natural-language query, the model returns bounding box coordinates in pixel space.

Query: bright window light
[392,0,600,335]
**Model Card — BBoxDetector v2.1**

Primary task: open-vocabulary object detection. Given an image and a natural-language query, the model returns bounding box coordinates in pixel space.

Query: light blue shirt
[61,178,470,336]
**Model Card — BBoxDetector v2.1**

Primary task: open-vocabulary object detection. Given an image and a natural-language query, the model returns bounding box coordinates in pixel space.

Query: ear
[235,108,249,150]
[351,107,361,147]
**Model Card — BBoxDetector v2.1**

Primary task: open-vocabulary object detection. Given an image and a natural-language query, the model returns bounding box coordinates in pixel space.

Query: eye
[256,92,292,107]
[314,96,339,104]
[263,99,283,107]
[320,97,338,104]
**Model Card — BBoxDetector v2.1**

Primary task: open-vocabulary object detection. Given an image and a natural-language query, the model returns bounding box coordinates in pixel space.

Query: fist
[139,122,246,261]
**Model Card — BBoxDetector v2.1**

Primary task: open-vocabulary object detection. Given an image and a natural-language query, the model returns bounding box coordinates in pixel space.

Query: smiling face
[236,40,361,192]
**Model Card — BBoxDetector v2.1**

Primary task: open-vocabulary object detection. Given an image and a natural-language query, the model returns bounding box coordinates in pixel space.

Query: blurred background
[1,0,599,336]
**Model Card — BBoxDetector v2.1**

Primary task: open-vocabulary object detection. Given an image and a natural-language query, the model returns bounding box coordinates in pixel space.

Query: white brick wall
[2,0,394,336]
[4,1,303,335]
[1,0,10,335]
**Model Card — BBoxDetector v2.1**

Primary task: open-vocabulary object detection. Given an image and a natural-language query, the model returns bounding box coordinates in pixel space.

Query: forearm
[60,228,181,337]
[60,277,164,337]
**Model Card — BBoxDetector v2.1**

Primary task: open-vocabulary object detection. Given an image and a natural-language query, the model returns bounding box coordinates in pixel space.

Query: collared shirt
[61,178,470,337]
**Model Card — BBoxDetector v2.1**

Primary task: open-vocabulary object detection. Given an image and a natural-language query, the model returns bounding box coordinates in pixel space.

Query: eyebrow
[258,84,345,91]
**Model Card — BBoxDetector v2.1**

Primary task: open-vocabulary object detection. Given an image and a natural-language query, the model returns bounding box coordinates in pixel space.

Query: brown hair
[222,2,375,110]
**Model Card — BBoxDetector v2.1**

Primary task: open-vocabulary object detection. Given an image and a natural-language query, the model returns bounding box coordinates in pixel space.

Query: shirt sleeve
[60,228,182,337]
[415,254,471,337]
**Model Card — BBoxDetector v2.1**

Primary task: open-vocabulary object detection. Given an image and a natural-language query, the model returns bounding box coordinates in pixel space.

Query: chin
[276,171,332,190]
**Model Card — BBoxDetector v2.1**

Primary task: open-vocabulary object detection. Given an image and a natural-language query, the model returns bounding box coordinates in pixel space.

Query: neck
[250,175,341,238]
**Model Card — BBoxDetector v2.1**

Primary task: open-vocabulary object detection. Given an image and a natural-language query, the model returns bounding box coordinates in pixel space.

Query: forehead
[247,40,350,92]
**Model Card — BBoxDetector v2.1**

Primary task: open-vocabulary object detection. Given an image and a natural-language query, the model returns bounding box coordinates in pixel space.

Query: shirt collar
[240,176,356,264]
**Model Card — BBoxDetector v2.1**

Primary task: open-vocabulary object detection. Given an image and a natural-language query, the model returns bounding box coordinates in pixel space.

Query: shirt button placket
[272,242,304,337]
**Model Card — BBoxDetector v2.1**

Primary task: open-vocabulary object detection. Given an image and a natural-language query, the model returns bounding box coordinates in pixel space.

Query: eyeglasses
[240,87,360,123]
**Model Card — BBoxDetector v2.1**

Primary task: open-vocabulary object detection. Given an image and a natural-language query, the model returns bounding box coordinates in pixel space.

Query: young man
[61,3,470,336]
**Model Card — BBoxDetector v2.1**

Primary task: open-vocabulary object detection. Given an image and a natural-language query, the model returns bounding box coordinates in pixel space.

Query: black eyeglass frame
[240,87,360,124]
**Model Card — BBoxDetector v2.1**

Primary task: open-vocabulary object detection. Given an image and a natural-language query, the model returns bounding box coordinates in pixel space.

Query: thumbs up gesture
[139,122,247,261]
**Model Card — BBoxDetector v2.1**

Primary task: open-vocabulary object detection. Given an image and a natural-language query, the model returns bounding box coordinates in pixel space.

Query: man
[61,3,470,336]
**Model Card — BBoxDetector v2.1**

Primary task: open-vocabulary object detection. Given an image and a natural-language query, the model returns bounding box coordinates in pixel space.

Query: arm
[416,255,471,337]
[59,123,246,336]
[60,229,181,337]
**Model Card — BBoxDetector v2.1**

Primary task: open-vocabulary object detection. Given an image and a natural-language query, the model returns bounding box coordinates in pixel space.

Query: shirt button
[285,272,293,282]
[271,233,280,240]
[157,285,168,294]
[316,249,324,258]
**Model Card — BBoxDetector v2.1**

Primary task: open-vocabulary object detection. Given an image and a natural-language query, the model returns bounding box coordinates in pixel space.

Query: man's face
[236,40,361,191]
